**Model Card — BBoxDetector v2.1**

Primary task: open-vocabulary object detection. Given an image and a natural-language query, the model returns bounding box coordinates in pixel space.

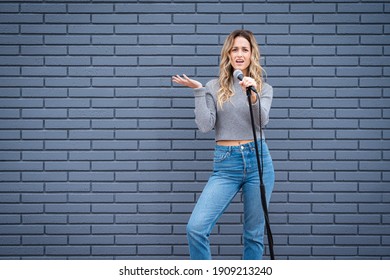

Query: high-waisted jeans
[186,140,275,260]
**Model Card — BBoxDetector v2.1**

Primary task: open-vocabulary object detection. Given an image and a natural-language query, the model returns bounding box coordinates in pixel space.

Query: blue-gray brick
[0,0,388,261]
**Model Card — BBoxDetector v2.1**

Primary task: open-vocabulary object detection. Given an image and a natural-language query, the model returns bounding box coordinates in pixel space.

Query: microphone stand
[246,87,275,260]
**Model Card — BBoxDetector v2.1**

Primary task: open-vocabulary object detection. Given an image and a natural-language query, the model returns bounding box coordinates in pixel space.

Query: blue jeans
[186,140,274,260]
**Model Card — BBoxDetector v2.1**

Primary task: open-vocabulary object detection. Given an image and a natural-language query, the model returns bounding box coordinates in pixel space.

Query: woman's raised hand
[172,74,203,89]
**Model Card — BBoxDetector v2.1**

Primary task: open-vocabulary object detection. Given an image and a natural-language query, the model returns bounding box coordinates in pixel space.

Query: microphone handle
[247,85,257,94]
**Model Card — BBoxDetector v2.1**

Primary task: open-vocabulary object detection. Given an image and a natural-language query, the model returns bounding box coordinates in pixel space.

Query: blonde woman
[172,30,274,260]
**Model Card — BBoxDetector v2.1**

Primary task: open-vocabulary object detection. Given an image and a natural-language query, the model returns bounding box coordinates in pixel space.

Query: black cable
[247,88,275,260]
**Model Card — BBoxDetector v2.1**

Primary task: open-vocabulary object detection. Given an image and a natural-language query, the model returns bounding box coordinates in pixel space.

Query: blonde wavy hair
[218,30,263,109]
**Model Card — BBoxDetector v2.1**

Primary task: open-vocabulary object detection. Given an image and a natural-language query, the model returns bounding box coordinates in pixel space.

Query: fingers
[243,77,255,86]
[172,74,192,86]
[240,77,256,88]
[172,74,186,85]
[239,81,247,93]
[172,74,183,82]
[172,74,202,89]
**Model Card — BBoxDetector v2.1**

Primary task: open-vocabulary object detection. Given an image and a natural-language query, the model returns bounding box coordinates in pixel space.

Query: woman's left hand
[239,77,257,103]
[239,76,256,92]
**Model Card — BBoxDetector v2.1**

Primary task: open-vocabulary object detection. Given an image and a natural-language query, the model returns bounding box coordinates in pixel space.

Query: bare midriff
[216,140,253,146]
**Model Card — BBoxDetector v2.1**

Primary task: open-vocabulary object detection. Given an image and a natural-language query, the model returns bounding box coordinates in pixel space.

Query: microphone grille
[233,69,243,80]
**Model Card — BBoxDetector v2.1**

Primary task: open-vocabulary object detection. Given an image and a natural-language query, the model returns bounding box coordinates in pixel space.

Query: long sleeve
[193,82,217,133]
[252,83,273,128]
[253,83,273,128]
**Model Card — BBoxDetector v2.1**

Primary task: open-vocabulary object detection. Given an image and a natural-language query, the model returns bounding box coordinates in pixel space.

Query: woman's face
[229,36,252,76]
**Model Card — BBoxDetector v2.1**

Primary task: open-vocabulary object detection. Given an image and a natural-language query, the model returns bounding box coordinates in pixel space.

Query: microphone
[233,69,257,94]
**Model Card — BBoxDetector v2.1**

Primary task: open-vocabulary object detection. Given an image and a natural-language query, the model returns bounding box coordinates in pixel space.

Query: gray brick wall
[0,0,389,260]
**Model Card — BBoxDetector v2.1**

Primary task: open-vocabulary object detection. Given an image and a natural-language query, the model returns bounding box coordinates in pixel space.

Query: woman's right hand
[172,74,203,89]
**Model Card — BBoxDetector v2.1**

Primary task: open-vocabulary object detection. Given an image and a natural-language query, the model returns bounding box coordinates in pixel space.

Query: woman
[172,30,274,260]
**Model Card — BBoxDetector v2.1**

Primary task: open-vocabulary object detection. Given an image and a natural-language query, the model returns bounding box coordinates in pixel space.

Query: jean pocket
[213,150,231,163]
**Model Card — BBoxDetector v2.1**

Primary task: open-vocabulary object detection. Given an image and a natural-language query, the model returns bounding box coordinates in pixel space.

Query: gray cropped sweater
[193,77,273,141]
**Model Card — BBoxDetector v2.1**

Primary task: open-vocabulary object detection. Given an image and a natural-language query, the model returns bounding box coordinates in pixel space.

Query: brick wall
[0,0,389,260]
